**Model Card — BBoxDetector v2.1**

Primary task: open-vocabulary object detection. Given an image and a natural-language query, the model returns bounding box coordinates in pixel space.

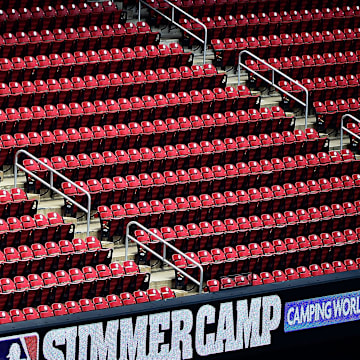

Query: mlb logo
[0,333,39,360]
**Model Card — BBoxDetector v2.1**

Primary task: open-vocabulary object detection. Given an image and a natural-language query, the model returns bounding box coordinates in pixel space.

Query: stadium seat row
[0,107,294,166]
[21,128,325,190]
[2,43,193,82]
[0,46,195,84]
[0,260,150,311]
[0,85,257,124]
[67,127,321,172]
[0,2,126,34]
[6,0,89,11]
[110,172,358,231]
[0,22,160,59]
[0,212,74,248]
[145,0,349,18]
[280,73,360,102]
[134,199,360,265]
[0,187,37,218]
[95,168,359,225]
[0,287,176,323]
[205,258,360,291]
[172,228,360,288]
[0,65,225,110]
[245,51,360,88]
[179,6,360,44]
[314,98,360,131]
[0,237,112,278]
[0,86,258,138]
[211,27,360,67]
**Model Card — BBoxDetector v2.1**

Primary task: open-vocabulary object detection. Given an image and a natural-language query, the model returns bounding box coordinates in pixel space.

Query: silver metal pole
[163,241,167,262]
[203,27,207,64]
[240,62,307,106]
[139,0,208,65]
[238,50,309,129]
[305,90,309,129]
[128,234,202,291]
[14,151,19,187]
[16,163,89,213]
[14,150,92,237]
[125,223,130,261]
[126,221,204,293]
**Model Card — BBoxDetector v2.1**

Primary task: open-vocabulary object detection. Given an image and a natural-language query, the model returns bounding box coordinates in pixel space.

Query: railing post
[138,0,207,64]
[238,50,309,129]
[304,91,309,129]
[341,116,344,150]
[14,150,91,237]
[126,221,204,294]
[14,151,19,187]
[125,224,129,261]
[203,27,207,64]
[163,242,167,263]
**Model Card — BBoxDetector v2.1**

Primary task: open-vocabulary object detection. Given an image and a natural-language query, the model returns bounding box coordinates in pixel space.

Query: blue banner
[0,333,39,360]
[284,290,360,332]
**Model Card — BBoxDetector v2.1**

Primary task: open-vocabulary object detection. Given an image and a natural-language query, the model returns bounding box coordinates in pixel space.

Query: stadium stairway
[0,0,353,298]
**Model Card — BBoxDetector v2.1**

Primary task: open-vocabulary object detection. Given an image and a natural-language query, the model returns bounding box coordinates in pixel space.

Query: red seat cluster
[0,2,126,34]
[0,21,160,59]
[173,225,360,289]
[0,286,175,323]
[206,258,360,291]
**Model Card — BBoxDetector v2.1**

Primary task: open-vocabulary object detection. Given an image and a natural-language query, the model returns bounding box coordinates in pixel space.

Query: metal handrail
[238,50,309,128]
[14,150,91,237]
[125,221,204,294]
[138,0,207,64]
[340,113,360,150]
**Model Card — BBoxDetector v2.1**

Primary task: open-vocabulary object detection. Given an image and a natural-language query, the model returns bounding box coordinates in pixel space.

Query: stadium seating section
[0,0,359,322]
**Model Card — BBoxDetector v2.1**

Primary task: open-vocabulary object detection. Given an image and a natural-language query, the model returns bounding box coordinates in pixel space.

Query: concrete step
[148,270,200,296]
[259,93,283,109]
[2,172,26,190]
[148,268,174,289]
[74,220,102,239]
[112,243,138,262]
[293,115,317,129]
[37,198,64,215]
[173,289,195,297]
[102,240,115,251]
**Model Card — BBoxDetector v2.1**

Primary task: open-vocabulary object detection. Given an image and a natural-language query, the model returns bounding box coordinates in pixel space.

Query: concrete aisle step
[74,220,102,240]
[112,243,138,262]
[148,268,175,289]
